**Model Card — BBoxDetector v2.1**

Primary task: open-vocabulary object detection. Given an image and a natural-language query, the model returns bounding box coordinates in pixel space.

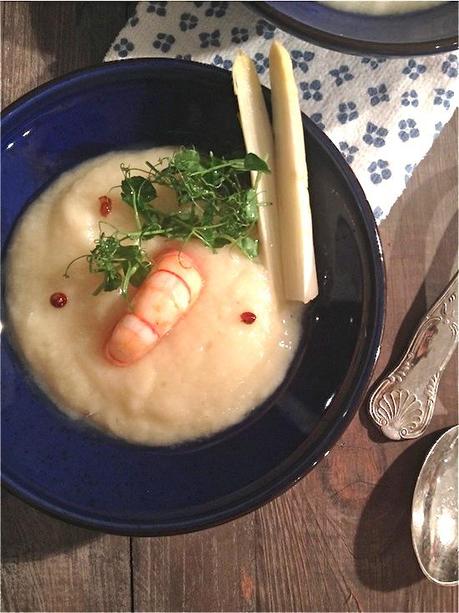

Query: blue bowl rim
[250,1,458,57]
[1,58,386,535]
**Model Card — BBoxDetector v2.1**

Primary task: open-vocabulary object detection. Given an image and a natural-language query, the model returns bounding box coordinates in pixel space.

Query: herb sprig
[65,148,270,297]
[64,230,153,297]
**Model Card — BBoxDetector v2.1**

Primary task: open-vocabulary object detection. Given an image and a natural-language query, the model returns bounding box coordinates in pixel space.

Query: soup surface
[323,1,444,14]
[6,148,303,446]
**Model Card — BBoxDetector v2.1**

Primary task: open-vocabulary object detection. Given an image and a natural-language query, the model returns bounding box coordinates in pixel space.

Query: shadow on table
[353,428,448,591]
[26,2,134,80]
[1,489,100,563]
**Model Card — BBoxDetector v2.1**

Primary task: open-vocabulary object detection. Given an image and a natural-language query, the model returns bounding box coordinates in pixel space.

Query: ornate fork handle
[369,272,458,440]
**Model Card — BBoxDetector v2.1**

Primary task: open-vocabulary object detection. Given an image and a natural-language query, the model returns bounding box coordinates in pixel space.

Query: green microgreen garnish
[64,230,153,298]
[65,148,270,297]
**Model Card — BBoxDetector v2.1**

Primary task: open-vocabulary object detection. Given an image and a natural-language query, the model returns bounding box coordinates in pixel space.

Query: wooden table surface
[2,3,458,612]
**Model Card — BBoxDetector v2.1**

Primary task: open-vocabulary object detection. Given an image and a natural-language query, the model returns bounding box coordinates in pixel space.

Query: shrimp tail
[105,250,202,366]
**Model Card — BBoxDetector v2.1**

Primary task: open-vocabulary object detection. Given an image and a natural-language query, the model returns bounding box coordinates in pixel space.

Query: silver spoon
[369,272,458,440]
[412,425,458,586]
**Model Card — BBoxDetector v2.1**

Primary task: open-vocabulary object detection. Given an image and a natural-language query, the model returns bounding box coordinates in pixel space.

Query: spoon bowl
[412,425,459,586]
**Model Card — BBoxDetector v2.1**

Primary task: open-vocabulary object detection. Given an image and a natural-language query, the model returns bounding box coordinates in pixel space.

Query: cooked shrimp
[105,250,203,366]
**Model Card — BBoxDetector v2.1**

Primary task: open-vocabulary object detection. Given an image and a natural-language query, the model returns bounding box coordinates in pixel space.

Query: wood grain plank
[255,112,458,612]
[132,517,257,612]
[1,1,134,107]
[1,491,131,612]
[1,3,134,612]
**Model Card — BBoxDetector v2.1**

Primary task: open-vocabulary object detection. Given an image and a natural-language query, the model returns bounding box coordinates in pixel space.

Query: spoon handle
[369,272,458,440]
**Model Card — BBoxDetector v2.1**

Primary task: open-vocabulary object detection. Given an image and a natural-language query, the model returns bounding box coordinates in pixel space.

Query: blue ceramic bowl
[1,59,384,535]
[252,1,458,56]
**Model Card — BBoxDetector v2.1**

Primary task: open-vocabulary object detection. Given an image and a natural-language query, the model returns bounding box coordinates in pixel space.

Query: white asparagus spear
[232,50,284,301]
[269,41,318,303]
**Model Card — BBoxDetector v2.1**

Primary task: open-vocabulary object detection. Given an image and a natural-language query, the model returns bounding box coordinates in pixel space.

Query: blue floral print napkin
[105,1,458,223]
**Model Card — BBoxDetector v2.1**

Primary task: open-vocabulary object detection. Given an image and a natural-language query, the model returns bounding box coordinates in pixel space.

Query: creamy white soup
[323,1,444,15]
[6,148,303,446]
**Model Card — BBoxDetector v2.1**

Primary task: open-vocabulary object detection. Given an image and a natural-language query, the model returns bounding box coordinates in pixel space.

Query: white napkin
[105,1,458,222]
